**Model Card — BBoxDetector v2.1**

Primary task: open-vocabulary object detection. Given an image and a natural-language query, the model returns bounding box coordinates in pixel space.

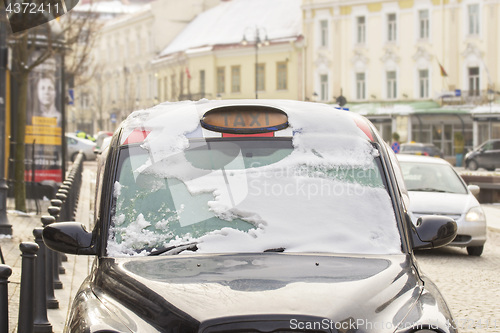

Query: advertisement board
[24,53,63,183]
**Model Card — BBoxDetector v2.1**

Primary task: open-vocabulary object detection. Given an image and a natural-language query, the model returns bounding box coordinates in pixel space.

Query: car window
[483,141,493,151]
[493,141,500,150]
[399,161,467,194]
[107,137,401,257]
[401,145,417,152]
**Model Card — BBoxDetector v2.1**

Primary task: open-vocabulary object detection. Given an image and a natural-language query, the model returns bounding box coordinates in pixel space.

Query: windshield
[107,137,401,256]
[399,161,467,194]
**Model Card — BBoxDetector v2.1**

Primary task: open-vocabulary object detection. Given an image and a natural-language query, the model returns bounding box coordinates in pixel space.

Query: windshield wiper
[148,242,198,256]
[264,247,285,252]
[410,188,447,193]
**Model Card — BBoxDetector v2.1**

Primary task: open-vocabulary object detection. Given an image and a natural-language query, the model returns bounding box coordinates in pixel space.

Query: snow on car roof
[120,99,376,142]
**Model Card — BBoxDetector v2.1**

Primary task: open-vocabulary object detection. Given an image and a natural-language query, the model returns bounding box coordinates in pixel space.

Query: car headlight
[465,206,486,222]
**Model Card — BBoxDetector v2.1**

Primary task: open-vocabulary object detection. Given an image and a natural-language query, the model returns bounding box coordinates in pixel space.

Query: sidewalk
[1,165,95,333]
[482,204,500,232]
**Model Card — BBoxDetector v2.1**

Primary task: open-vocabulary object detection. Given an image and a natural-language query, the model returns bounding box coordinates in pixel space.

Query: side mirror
[411,216,457,250]
[43,222,96,255]
[468,184,480,196]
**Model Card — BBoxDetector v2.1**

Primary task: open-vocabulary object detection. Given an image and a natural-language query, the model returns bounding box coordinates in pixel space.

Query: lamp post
[241,27,269,99]
[0,8,12,235]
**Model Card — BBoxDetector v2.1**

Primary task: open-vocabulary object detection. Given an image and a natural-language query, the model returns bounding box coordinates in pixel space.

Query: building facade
[71,0,222,133]
[302,0,500,157]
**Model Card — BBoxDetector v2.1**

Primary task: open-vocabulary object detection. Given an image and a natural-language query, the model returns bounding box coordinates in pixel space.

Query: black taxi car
[44,100,458,333]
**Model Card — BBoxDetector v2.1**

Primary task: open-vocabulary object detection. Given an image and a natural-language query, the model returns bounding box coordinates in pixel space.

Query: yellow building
[153,0,304,102]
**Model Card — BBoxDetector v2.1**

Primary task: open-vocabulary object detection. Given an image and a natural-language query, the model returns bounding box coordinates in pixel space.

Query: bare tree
[7,5,101,212]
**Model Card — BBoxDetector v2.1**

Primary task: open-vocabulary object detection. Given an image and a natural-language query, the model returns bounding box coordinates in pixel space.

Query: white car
[397,154,487,256]
[66,134,97,161]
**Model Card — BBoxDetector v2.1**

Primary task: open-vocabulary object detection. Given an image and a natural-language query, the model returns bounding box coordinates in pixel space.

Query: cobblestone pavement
[415,229,500,333]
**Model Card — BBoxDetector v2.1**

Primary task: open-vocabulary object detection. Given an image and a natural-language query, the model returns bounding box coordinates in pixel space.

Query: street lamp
[241,26,269,99]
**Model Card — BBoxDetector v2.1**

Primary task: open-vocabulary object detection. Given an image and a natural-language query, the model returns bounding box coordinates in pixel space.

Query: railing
[0,151,84,333]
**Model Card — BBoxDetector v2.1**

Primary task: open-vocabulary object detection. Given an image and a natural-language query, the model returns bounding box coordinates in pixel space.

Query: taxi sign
[201,106,288,134]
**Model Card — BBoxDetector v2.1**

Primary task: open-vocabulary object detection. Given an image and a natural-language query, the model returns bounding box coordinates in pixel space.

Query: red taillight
[123,129,151,145]
[353,118,374,141]
[424,152,429,156]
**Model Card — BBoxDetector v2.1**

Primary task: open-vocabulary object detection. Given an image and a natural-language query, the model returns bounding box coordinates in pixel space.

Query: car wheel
[467,159,478,171]
[467,245,483,256]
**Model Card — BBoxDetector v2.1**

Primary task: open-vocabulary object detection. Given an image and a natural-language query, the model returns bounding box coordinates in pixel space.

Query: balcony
[440,89,497,106]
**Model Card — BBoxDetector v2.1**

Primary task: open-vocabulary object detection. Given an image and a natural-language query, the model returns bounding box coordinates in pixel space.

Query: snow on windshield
[107,101,401,256]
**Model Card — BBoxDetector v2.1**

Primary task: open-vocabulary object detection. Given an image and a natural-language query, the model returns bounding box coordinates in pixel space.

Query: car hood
[408,191,476,216]
[92,253,423,332]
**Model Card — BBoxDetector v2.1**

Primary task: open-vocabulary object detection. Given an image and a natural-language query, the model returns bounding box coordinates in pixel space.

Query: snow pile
[160,0,302,56]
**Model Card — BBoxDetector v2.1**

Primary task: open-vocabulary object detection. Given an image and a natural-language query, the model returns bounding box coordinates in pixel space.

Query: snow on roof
[471,103,500,114]
[159,0,302,57]
[350,103,414,116]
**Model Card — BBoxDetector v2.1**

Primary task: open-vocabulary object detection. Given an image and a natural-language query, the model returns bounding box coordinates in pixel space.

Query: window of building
[257,64,265,91]
[199,70,205,95]
[468,67,480,96]
[163,77,168,100]
[107,82,111,103]
[115,38,120,61]
[171,74,176,100]
[468,4,479,35]
[357,16,366,44]
[179,72,184,97]
[356,72,366,100]
[80,93,90,109]
[136,76,141,101]
[386,71,397,99]
[217,67,225,94]
[231,66,241,93]
[136,30,141,56]
[387,13,397,42]
[418,10,429,40]
[419,69,429,98]
[277,62,288,90]
[320,20,328,47]
[148,74,153,99]
[320,74,328,101]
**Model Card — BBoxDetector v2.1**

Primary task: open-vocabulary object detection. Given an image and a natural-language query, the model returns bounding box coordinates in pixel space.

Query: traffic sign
[391,142,400,153]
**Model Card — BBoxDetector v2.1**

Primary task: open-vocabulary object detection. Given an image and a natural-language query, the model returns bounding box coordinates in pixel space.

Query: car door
[490,140,500,169]
[476,141,492,167]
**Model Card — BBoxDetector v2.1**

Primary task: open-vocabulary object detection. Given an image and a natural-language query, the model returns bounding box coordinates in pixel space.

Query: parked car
[66,133,97,162]
[45,100,458,332]
[464,139,500,171]
[397,154,487,256]
[399,142,444,158]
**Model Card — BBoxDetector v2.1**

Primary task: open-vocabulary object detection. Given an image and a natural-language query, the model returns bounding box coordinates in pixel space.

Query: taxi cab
[44,100,458,333]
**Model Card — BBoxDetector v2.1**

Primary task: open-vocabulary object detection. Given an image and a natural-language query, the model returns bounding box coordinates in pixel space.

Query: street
[415,229,500,333]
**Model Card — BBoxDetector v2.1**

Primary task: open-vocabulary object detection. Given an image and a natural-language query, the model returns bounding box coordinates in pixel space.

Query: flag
[185,67,191,80]
[438,61,448,77]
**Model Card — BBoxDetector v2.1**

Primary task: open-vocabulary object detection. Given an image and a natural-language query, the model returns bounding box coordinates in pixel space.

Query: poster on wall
[24,53,63,183]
